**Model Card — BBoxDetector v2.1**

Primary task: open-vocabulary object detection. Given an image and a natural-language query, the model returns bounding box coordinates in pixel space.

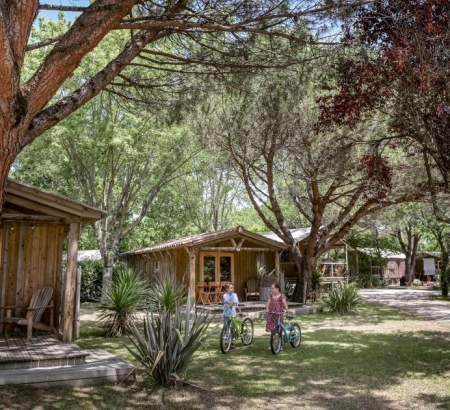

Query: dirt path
[359,288,450,322]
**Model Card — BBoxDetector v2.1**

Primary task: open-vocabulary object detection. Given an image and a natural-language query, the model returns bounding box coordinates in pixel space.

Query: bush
[128,309,209,387]
[412,279,423,287]
[98,265,149,336]
[323,283,361,314]
[147,275,187,313]
[80,261,103,302]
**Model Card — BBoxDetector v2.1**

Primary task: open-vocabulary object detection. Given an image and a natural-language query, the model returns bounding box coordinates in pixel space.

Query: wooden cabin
[121,226,286,303]
[0,180,104,342]
[348,247,406,285]
[415,251,441,282]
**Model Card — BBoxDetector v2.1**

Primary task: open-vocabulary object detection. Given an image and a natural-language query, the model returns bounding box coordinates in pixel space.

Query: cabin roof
[2,179,105,224]
[258,227,311,243]
[356,247,406,260]
[121,226,286,256]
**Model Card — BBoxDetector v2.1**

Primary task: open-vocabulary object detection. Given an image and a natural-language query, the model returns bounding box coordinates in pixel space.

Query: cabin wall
[123,248,190,289]
[0,221,66,328]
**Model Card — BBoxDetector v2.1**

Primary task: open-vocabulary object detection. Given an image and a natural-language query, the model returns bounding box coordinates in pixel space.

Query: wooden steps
[0,349,135,387]
[0,336,89,369]
[0,336,135,387]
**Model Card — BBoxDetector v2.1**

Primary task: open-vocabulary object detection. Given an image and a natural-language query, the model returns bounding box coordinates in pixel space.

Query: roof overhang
[2,179,105,224]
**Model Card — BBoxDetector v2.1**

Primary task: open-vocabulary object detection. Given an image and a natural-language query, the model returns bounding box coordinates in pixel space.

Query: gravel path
[359,288,450,322]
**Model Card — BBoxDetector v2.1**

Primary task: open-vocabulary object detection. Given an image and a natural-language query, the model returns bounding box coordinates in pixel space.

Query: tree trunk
[101,250,115,302]
[440,251,449,297]
[290,246,315,304]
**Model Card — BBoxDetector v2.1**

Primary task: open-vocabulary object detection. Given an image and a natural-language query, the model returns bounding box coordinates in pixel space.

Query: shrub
[323,282,361,314]
[147,275,187,313]
[128,306,210,386]
[80,260,103,302]
[98,265,149,336]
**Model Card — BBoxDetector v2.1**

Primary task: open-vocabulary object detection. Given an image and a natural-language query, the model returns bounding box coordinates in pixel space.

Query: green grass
[2,303,450,409]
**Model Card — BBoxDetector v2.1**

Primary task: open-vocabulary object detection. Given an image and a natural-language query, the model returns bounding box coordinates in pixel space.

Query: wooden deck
[0,335,88,369]
[0,336,135,386]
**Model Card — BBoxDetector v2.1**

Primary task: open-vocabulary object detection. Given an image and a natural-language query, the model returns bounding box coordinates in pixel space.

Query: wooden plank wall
[0,221,65,328]
[123,248,189,289]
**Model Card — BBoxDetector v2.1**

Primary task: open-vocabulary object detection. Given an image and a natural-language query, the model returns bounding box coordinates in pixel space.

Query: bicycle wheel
[270,328,283,355]
[220,324,233,354]
[240,318,254,346]
[289,322,302,348]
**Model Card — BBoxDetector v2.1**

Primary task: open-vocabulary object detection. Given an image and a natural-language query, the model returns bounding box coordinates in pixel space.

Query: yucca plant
[147,275,187,313]
[98,265,149,336]
[323,282,361,314]
[128,308,210,387]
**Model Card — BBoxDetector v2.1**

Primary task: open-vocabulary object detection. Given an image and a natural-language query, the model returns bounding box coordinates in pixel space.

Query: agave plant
[128,308,210,387]
[98,265,149,336]
[323,282,361,314]
[147,275,187,313]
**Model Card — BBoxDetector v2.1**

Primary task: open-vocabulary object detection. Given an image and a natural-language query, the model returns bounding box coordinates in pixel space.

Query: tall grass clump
[99,265,149,336]
[128,276,210,387]
[323,282,361,314]
[147,275,187,313]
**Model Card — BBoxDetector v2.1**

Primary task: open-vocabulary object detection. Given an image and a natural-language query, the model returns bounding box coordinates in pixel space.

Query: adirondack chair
[0,287,55,341]
[244,279,260,301]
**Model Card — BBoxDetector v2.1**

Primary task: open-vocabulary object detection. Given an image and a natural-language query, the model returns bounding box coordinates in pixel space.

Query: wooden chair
[0,287,55,341]
[244,279,260,301]
[196,283,211,305]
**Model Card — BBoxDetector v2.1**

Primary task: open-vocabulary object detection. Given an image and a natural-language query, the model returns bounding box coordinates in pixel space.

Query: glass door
[200,252,234,283]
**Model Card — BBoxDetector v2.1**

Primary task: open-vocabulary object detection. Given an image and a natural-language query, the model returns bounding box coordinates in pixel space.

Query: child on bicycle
[223,283,239,321]
[266,283,288,333]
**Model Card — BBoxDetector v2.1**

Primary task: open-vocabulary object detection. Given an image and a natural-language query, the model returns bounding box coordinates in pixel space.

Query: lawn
[2,303,450,410]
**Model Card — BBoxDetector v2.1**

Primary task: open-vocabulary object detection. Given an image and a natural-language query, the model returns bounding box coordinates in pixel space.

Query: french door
[200,251,234,283]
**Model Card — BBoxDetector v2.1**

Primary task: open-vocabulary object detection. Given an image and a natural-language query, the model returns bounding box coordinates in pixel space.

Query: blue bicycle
[269,311,302,355]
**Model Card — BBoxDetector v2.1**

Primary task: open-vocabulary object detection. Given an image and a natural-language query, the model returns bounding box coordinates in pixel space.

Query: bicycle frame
[224,316,242,339]
[269,311,294,343]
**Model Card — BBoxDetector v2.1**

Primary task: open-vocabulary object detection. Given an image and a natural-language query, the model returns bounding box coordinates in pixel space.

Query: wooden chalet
[0,180,104,342]
[348,247,406,285]
[121,226,286,303]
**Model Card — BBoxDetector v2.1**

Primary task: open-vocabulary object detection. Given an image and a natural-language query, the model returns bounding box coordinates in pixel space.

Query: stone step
[0,349,135,387]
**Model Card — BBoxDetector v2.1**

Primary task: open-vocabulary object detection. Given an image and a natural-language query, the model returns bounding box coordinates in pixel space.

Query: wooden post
[74,265,82,339]
[188,247,196,306]
[62,222,80,343]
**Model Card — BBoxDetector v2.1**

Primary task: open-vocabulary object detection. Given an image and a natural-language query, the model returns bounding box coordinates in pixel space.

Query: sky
[38,0,90,21]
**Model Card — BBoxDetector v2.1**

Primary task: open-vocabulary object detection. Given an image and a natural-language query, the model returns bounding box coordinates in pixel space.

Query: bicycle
[268,310,302,355]
[220,305,254,354]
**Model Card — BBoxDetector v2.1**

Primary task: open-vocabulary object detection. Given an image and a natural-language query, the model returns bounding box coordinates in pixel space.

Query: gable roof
[121,226,286,256]
[2,179,105,224]
[258,227,311,244]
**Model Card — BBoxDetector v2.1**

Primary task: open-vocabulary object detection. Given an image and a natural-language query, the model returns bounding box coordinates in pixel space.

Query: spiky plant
[128,308,210,387]
[147,275,187,313]
[323,282,361,314]
[98,266,149,336]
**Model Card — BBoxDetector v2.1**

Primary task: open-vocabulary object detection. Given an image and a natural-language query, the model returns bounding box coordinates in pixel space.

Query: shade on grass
[2,303,450,410]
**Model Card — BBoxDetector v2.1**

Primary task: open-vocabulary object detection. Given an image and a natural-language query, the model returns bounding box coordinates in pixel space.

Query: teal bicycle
[220,305,254,354]
[269,311,302,355]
